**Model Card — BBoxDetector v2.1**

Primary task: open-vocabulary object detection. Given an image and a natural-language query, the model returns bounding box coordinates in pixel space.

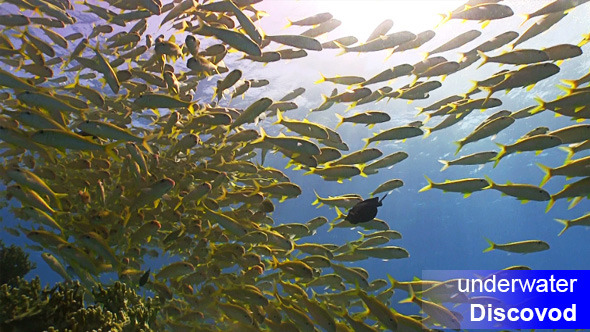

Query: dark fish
[139,268,151,286]
[345,194,387,224]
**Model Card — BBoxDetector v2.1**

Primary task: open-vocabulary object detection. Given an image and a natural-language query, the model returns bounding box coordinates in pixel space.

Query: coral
[0,277,159,332]
[0,240,36,286]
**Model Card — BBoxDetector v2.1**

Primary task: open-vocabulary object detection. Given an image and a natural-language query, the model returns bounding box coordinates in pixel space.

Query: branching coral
[0,277,159,332]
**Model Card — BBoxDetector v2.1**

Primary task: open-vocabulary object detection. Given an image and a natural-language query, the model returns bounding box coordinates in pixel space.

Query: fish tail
[64,71,81,89]
[529,96,546,115]
[453,140,463,155]
[314,72,326,84]
[556,84,573,96]
[141,134,156,154]
[568,196,582,210]
[282,19,292,29]
[480,87,493,104]
[483,175,495,190]
[435,12,451,29]
[438,160,449,172]
[327,222,335,232]
[271,255,280,270]
[492,143,506,168]
[303,167,315,176]
[333,206,345,220]
[344,102,357,112]
[251,127,266,144]
[251,180,263,196]
[536,163,552,187]
[423,127,431,138]
[362,138,370,149]
[311,190,321,207]
[334,113,344,129]
[545,197,555,213]
[520,14,530,26]
[274,109,284,125]
[358,165,367,178]
[558,146,575,162]
[333,41,347,56]
[476,50,488,69]
[398,284,416,304]
[483,237,495,253]
[555,218,571,236]
[418,175,433,192]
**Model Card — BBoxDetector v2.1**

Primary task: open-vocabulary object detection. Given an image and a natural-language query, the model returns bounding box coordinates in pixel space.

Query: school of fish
[0,0,589,330]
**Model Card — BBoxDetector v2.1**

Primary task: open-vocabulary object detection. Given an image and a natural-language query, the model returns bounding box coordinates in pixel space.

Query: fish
[1,1,590,331]
[522,0,590,23]
[266,34,322,51]
[364,125,423,147]
[555,212,590,236]
[356,288,398,330]
[77,120,154,153]
[537,156,590,186]
[360,64,414,86]
[371,179,404,196]
[454,116,515,154]
[438,151,497,171]
[477,48,549,68]
[31,129,119,160]
[305,165,362,183]
[254,127,321,156]
[336,31,416,54]
[315,74,365,86]
[483,238,550,253]
[321,36,358,49]
[41,253,71,281]
[284,12,333,28]
[400,286,461,329]
[439,3,514,26]
[494,135,563,167]
[546,176,590,212]
[424,30,481,58]
[366,19,394,42]
[335,111,390,129]
[419,176,489,197]
[274,111,329,140]
[512,12,566,49]
[229,97,273,129]
[155,261,195,279]
[194,18,261,57]
[484,176,550,202]
[344,195,387,224]
[363,151,409,175]
[301,19,342,38]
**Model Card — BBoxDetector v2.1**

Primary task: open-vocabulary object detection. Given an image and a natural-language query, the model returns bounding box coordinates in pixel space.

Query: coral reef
[0,240,36,286]
[0,277,159,332]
